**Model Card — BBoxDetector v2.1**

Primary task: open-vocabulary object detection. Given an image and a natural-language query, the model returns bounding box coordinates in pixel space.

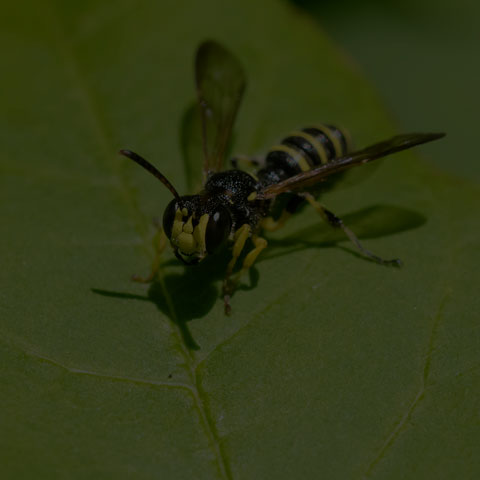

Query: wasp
[120,41,445,314]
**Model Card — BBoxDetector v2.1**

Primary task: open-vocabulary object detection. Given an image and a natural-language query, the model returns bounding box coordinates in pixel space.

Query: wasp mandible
[120,41,445,314]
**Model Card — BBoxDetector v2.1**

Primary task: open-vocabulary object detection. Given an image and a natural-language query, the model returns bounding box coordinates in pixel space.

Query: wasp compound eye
[205,207,231,254]
[162,199,177,239]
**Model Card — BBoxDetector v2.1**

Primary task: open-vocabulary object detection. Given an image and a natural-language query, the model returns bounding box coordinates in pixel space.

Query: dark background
[293,0,479,182]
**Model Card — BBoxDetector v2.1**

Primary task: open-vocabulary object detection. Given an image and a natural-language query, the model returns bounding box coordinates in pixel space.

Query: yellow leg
[132,228,168,283]
[223,227,268,315]
[261,210,291,232]
[303,192,401,266]
[234,235,268,282]
[226,224,251,276]
[223,224,251,314]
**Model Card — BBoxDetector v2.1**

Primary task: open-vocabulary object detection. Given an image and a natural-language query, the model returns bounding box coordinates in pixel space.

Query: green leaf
[1,1,478,479]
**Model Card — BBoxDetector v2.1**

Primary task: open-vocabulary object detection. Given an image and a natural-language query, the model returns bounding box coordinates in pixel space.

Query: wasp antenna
[119,149,180,200]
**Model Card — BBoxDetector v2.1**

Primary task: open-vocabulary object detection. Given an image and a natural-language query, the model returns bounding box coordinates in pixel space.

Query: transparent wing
[180,102,204,193]
[260,133,446,199]
[196,40,246,178]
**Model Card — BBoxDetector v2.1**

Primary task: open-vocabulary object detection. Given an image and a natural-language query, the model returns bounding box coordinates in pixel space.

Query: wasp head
[163,195,231,265]
[118,150,232,266]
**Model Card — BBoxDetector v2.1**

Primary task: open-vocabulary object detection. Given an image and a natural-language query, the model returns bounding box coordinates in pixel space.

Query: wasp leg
[224,223,263,314]
[234,235,268,283]
[223,230,268,315]
[223,224,250,313]
[132,228,168,283]
[262,195,304,232]
[303,192,402,267]
[262,210,292,232]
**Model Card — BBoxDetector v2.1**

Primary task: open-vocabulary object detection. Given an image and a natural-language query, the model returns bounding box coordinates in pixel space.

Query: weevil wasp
[120,41,445,314]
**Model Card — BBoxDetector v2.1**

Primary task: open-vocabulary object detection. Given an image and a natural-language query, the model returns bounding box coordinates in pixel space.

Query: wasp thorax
[162,197,232,264]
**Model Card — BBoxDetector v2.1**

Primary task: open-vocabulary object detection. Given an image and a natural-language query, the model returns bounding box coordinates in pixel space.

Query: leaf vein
[362,289,451,478]
[47,4,232,478]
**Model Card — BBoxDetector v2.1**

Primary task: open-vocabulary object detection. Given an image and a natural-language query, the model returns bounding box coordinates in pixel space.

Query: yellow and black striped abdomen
[265,124,352,177]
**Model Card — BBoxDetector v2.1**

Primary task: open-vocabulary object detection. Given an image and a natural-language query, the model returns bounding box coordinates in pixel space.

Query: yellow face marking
[270,144,310,172]
[313,124,342,158]
[168,209,211,260]
[176,232,197,255]
[193,214,210,254]
[290,130,328,165]
[183,216,194,234]
[247,191,257,201]
[171,209,184,239]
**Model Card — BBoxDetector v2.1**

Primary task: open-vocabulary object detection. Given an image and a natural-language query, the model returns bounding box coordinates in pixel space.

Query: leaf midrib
[45,3,232,478]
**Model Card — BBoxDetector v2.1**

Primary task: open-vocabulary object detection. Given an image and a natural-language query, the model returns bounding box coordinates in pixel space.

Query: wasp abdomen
[303,126,350,160]
[259,124,351,187]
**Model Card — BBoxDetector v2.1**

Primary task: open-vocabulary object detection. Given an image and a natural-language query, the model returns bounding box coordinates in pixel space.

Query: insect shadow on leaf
[91,243,260,350]
[91,201,425,351]
[262,203,427,262]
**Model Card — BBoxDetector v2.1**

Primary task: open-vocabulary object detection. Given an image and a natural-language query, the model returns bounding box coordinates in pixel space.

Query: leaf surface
[0,1,479,479]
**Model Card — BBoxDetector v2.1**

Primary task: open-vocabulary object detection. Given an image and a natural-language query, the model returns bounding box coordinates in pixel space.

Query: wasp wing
[180,102,205,193]
[260,133,445,199]
[196,40,246,179]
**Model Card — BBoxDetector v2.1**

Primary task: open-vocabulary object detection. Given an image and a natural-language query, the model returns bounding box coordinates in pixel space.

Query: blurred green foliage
[293,0,480,181]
